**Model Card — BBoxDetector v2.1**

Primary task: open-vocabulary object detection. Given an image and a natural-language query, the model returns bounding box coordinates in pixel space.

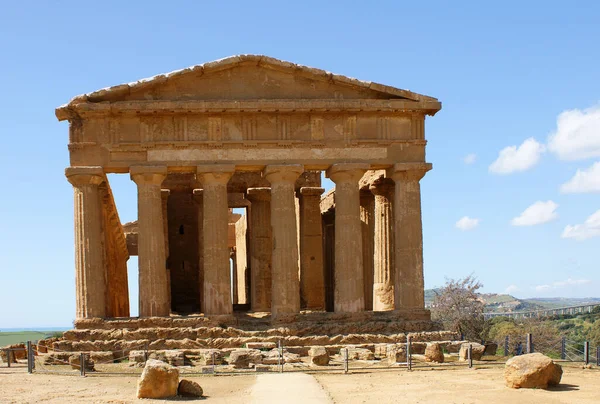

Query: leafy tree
[587,319,600,347]
[430,275,485,341]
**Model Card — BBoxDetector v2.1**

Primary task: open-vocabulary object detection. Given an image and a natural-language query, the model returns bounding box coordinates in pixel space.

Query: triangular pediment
[61,55,438,107]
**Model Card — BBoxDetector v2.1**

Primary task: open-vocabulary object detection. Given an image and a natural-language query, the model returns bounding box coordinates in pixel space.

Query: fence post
[468,344,473,368]
[26,341,32,374]
[561,337,566,360]
[596,347,600,367]
[279,340,284,373]
[526,333,533,354]
[407,335,412,371]
[344,348,349,374]
[6,350,10,368]
[584,341,590,365]
[504,336,509,356]
[80,353,86,377]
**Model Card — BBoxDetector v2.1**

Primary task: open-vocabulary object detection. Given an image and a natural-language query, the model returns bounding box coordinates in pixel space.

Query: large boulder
[69,354,95,372]
[346,347,375,361]
[458,343,485,361]
[137,359,179,399]
[504,353,562,389]
[227,349,262,369]
[178,379,203,397]
[424,343,444,363]
[262,349,301,365]
[308,347,329,366]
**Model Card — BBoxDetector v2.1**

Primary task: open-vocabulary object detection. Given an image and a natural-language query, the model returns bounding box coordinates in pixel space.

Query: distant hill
[424,289,600,313]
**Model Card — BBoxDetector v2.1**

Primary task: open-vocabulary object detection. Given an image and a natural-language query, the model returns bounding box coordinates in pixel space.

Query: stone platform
[46,310,451,353]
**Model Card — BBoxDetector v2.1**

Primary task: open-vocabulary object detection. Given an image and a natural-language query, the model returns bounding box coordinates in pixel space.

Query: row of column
[67,162,429,319]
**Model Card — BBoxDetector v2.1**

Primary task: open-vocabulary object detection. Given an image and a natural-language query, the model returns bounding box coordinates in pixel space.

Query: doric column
[298,187,325,310]
[370,178,395,311]
[264,164,304,317]
[246,187,272,312]
[130,166,169,317]
[387,163,432,309]
[326,163,369,312]
[192,189,204,312]
[66,166,107,319]
[197,165,235,316]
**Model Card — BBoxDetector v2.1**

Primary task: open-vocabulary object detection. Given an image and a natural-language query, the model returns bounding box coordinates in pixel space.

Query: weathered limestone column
[197,165,235,316]
[130,166,169,317]
[264,165,304,317]
[66,166,107,319]
[370,178,395,311]
[387,163,432,309]
[326,163,369,313]
[246,187,272,312]
[192,189,204,312]
[298,187,326,310]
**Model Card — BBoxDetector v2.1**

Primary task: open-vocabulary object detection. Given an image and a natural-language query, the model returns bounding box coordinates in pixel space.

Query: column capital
[197,165,235,185]
[66,166,104,187]
[130,165,168,185]
[369,177,395,196]
[264,164,304,184]
[298,187,325,197]
[386,163,432,182]
[326,163,369,183]
[246,187,271,201]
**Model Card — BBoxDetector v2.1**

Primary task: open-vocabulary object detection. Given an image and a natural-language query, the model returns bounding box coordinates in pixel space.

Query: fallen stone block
[424,342,444,363]
[309,346,329,366]
[178,379,203,397]
[458,343,485,361]
[137,359,179,399]
[505,353,562,389]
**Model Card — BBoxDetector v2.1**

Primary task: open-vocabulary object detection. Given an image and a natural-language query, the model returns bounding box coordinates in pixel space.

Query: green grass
[0,331,52,346]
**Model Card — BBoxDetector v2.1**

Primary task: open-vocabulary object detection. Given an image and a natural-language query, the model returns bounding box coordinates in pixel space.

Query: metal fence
[3,335,598,376]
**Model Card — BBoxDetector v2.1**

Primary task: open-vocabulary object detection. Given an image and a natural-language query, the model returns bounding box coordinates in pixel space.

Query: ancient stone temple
[55,55,442,351]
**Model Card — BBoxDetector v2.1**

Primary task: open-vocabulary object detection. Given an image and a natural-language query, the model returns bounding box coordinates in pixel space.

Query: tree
[430,275,486,341]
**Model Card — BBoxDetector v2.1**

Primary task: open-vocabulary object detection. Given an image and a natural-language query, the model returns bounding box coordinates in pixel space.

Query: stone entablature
[58,55,440,325]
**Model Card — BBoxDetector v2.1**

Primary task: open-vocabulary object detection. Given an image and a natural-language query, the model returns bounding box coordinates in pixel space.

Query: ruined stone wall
[167,191,200,314]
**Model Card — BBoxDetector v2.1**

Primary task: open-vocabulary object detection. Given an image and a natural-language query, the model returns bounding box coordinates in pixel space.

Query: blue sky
[1,1,599,328]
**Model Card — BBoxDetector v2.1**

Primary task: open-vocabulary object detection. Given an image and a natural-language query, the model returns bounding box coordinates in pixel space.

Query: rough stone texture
[458,343,486,361]
[262,349,302,364]
[346,347,375,361]
[309,346,329,366]
[246,342,277,350]
[227,349,263,369]
[443,340,468,354]
[69,354,95,371]
[386,344,407,365]
[136,359,179,399]
[370,179,395,311]
[246,188,272,312]
[89,352,114,364]
[504,353,563,389]
[178,379,203,397]
[424,343,444,363]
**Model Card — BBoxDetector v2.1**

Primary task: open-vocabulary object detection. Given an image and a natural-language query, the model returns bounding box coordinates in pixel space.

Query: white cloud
[534,278,592,292]
[510,201,559,226]
[547,105,600,161]
[463,153,477,165]
[505,285,519,294]
[560,161,600,193]
[455,216,480,231]
[562,209,600,241]
[489,138,545,174]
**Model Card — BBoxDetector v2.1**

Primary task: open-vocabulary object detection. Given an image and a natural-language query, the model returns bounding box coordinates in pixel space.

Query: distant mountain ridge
[424,289,600,313]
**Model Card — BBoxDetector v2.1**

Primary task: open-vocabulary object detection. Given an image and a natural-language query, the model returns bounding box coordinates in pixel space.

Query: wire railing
[3,334,598,376]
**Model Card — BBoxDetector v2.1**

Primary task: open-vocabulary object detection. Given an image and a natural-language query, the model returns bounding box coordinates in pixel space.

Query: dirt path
[314,366,600,404]
[249,373,332,403]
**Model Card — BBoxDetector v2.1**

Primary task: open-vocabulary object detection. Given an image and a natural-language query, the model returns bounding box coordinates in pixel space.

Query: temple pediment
[56,55,439,119]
